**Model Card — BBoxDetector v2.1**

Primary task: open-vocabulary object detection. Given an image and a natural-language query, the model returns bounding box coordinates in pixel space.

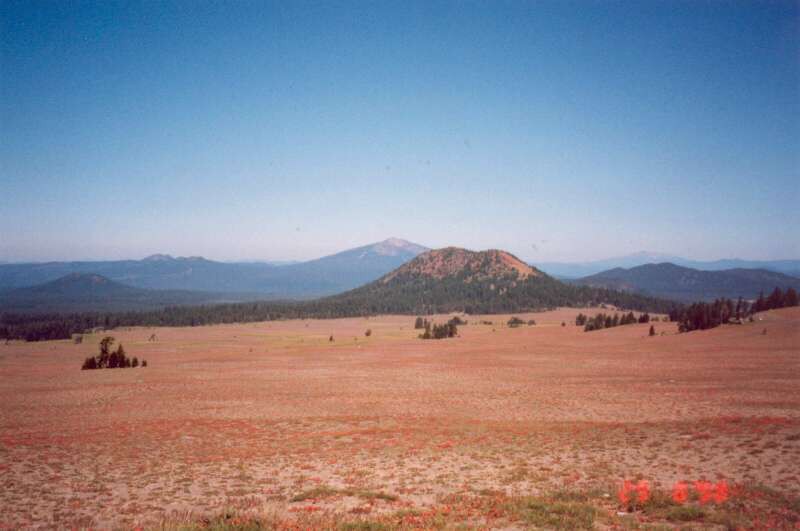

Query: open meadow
[1,307,799,529]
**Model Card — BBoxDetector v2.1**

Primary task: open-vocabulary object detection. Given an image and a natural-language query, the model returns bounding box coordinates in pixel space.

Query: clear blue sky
[2,0,798,263]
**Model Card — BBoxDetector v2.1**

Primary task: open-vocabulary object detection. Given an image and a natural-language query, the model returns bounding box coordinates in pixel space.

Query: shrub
[448,316,466,326]
[649,325,655,336]
[142,360,147,367]
[365,329,372,337]
[508,316,525,327]
[414,316,425,329]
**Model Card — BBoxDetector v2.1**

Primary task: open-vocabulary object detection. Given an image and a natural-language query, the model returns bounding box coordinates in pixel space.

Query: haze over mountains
[0,238,428,298]
[0,273,243,313]
[572,263,800,303]
[536,252,800,279]
[1,238,799,315]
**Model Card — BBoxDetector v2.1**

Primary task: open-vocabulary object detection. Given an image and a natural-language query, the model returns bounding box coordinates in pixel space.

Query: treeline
[579,311,652,332]
[669,287,798,333]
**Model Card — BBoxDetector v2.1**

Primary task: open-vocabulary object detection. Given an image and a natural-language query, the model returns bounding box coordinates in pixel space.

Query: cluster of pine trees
[752,287,799,313]
[581,311,650,332]
[419,320,458,339]
[506,316,535,327]
[670,287,798,333]
[81,336,147,370]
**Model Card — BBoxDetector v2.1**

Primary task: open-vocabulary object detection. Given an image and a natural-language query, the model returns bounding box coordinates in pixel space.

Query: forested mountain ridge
[573,263,800,302]
[0,273,249,313]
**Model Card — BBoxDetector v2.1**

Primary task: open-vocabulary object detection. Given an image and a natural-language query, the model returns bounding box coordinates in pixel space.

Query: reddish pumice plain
[1,307,799,529]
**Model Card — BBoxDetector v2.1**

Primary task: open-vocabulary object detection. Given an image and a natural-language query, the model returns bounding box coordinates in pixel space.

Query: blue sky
[2,0,798,263]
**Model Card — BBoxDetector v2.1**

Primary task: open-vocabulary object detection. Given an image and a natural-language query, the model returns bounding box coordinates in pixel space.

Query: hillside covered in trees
[1,248,681,342]
[573,263,800,302]
[669,287,799,332]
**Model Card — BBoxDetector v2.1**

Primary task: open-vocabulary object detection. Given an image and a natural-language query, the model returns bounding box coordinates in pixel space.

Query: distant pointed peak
[368,238,428,257]
[143,253,175,262]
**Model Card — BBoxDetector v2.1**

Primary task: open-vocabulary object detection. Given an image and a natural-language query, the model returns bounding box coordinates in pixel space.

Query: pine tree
[766,287,784,310]
[785,287,799,307]
[754,291,766,313]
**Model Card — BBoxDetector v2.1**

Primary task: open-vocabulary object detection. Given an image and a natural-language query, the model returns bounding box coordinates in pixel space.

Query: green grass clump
[666,505,706,522]
[338,522,391,531]
[290,485,340,502]
[506,497,596,530]
[290,486,398,503]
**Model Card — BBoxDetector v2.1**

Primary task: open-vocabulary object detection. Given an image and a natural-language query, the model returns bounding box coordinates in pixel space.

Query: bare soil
[1,307,798,529]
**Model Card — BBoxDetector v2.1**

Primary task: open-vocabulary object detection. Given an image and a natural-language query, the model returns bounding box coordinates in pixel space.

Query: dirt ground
[1,307,799,529]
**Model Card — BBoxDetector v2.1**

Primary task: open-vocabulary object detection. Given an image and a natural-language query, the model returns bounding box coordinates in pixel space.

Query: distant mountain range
[0,238,428,299]
[2,241,798,316]
[572,263,800,302]
[535,252,800,279]
[0,273,251,313]
[2,246,684,342]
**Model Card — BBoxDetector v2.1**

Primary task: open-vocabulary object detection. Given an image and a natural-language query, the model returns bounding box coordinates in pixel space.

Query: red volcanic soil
[0,307,798,528]
[383,247,539,282]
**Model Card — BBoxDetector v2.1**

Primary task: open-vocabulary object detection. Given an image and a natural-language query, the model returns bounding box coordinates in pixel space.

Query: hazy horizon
[2,236,800,266]
[2,1,798,264]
